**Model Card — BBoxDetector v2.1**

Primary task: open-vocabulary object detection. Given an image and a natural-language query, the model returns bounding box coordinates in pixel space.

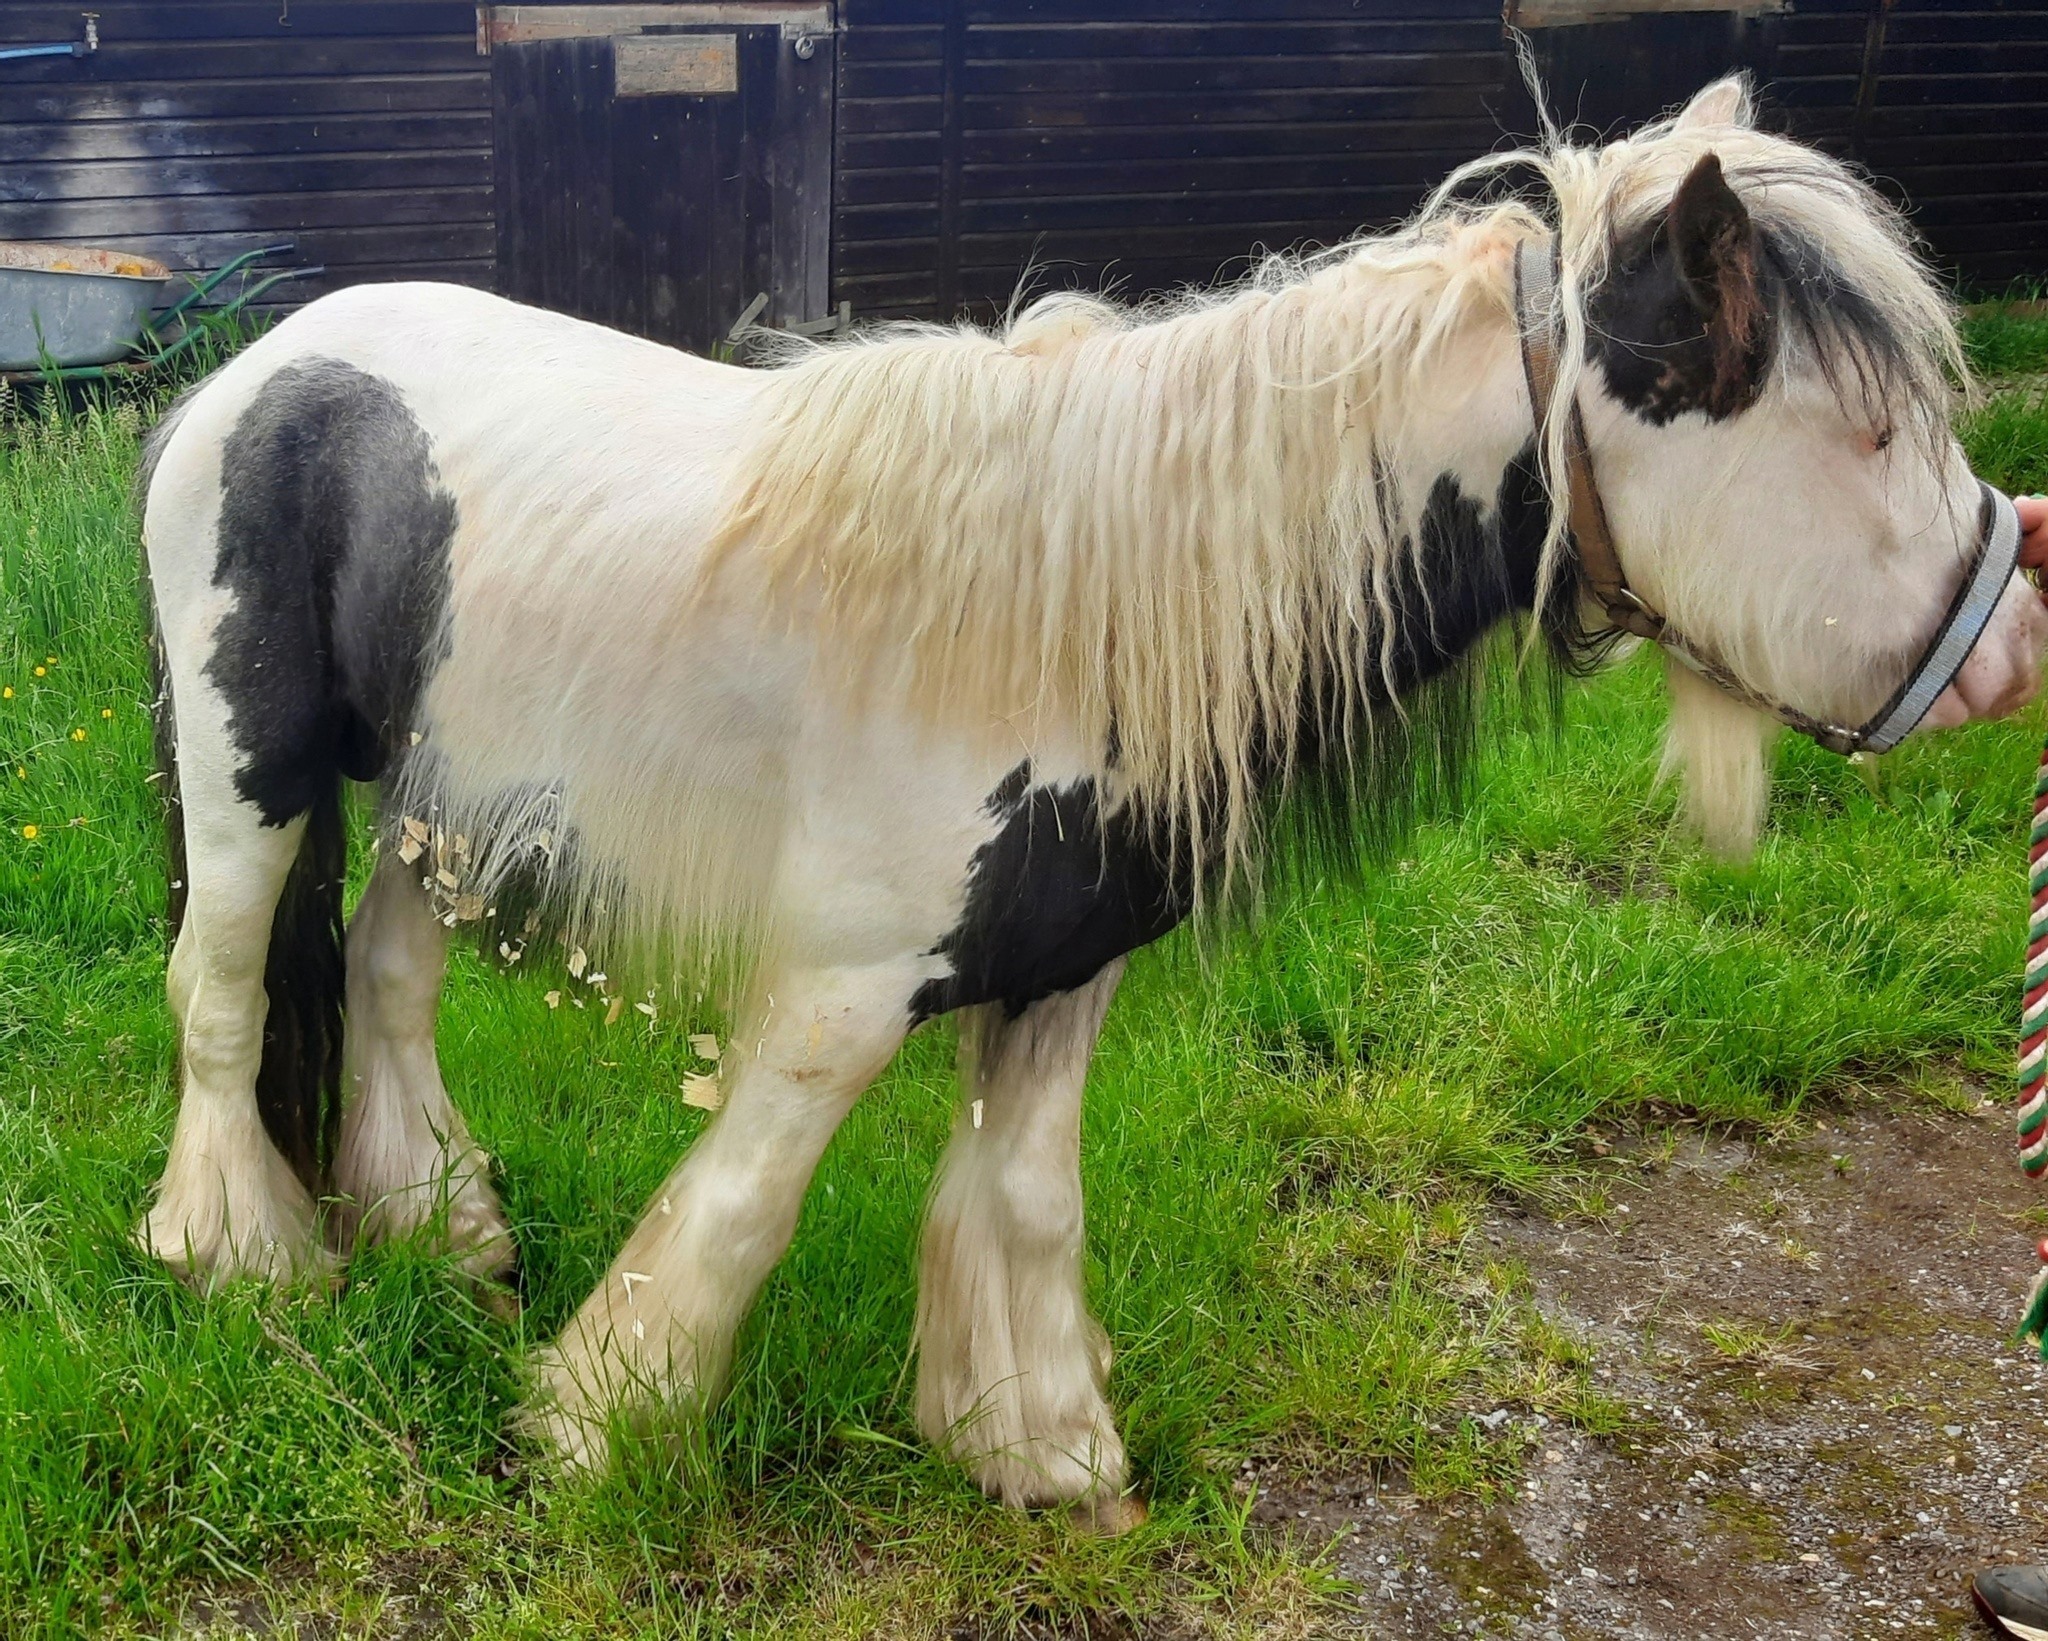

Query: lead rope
[2018,738,2048,1350]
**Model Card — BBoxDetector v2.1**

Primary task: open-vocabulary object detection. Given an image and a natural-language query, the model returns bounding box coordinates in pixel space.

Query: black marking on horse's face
[1588,156,1775,427]
[206,357,455,825]
[908,761,1189,1023]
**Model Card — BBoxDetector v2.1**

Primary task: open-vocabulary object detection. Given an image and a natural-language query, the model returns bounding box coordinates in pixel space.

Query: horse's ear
[1673,75,1754,132]
[1667,152,1770,415]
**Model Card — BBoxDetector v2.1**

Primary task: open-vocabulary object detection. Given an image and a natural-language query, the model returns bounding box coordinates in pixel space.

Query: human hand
[2020,494,2048,575]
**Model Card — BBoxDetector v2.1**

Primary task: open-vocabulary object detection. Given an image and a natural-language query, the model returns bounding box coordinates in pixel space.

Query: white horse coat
[133,80,2046,1518]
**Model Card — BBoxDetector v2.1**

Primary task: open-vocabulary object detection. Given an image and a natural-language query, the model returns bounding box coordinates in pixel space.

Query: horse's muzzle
[1918,569,2048,731]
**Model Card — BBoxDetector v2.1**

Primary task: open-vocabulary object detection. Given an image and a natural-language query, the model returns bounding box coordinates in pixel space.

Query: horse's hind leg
[915,960,1136,1528]
[140,751,335,1288]
[332,854,513,1285]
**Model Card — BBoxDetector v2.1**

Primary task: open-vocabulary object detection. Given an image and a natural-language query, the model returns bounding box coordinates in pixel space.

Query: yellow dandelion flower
[20,825,36,840]
[100,707,113,719]
[13,767,23,781]
[1,687,11,699]
[32,667,44,678]
[70,728,86,743]
[43,657,54,666]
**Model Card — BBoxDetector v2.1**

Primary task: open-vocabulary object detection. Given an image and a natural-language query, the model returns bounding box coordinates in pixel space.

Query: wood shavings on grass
[568,947,588,978]
[689,1033,720,1061]
[545,991,561,1009]
[971,1098,984,1130]
[604,995,625,1026]
[634,1001,657,1019]
[682,1074,723,1111]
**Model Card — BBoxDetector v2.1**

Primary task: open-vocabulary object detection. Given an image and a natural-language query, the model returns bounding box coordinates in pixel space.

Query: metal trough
[0,242,172,371]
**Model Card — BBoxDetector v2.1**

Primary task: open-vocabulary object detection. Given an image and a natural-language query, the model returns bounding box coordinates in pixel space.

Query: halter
[1513,237,2023,757]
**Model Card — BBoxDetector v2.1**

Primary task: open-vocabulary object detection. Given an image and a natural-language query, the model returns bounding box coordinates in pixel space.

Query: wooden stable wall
[0,0,2039,325]
[0,1,492,305]
[1769,0,2048,292]
[833,0,1529,322]
[834,0,2048,325]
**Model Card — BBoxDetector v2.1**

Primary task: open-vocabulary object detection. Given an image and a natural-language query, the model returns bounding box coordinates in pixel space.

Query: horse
[133,76,2046,1526]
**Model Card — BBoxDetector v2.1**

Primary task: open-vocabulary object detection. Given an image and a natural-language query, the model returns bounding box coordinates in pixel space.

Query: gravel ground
[1248,1102,2048,1639]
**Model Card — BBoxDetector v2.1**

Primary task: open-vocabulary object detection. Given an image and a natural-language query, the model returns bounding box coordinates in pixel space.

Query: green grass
[2,309,2047,1638]
[1964,289,2048,383]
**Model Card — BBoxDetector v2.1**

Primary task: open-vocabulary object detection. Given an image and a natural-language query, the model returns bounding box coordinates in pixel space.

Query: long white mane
[712,79,1960,884]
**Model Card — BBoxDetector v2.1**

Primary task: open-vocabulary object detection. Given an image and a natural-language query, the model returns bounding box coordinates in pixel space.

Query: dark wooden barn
[1,1,2041,353]
[0,3,493,304]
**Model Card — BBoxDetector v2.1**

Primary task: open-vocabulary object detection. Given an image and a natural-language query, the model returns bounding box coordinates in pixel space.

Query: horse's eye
[1871,427,1893,453]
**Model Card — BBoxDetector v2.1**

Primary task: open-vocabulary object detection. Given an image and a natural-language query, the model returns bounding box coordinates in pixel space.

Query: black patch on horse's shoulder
[909,455,1580,1024]
[908,762,1189,1023]
[206,356,455,825]
[1269,457,1569,881]
[1388,470,1543,689]
[1587,219,1775,427]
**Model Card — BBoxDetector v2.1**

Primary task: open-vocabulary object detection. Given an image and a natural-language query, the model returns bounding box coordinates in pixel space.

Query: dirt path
[1249,1102,2048,1638]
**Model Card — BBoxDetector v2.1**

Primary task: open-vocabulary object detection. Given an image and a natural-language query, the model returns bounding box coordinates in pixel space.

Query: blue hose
[0,42,85,62]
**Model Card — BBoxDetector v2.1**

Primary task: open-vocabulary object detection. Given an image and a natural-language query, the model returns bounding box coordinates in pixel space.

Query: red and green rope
[2019,737,2048,1351]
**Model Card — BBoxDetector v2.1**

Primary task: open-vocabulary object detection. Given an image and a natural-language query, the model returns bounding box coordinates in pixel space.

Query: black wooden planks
[836,0,2046,321]
[1771,0,2048,287]
[834,0,1520,321]
[492,24,830,353]
[0,0,490,307]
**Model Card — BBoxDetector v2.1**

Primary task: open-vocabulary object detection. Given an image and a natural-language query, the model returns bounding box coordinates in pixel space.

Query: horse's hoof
[1069,1491,1147,1536]
[136,1211,337,1294]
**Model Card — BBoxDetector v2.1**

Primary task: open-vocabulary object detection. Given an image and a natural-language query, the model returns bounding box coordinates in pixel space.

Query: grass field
[2,303,2047,1639]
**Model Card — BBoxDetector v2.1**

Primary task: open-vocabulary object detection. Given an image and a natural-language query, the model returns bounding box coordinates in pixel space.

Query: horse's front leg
[915,959,1139,1529]
[530,959,917,1470]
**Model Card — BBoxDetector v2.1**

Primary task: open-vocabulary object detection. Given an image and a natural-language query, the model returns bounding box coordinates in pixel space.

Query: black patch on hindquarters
[185,357,454,1189]
[205,356,456,825]
[908,764,1190,1023]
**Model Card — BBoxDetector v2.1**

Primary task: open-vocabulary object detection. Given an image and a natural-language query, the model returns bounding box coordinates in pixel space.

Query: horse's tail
[140,376,207,949]
[141,381,346,1196]
[252,786,348,1194]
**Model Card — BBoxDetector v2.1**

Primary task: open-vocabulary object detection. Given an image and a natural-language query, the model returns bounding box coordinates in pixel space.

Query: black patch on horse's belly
[205,357,455,825]
[909,765,1189,1023]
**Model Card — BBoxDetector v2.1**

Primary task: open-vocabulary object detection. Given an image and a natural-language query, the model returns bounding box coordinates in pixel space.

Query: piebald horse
[135,79,2045,1523]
